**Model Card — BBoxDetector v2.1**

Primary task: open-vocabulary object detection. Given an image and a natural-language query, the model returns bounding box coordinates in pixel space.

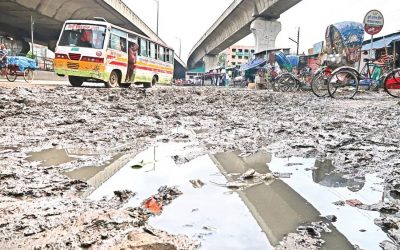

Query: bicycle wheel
[384,69,400,98]
[328,70,359,99]
[23,69,34,83]
[6,69,17,82]
[278,73,297,92]
[311,70,329,97]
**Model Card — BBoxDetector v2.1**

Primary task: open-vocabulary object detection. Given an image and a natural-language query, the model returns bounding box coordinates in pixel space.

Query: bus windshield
[58,23,106,49]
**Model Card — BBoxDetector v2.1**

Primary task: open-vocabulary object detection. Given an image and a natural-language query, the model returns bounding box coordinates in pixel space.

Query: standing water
[89,132,272,249]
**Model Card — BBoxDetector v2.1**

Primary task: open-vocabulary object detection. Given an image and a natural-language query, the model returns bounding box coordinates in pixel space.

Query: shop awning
[240,58,266,71]
[362,34,400,50]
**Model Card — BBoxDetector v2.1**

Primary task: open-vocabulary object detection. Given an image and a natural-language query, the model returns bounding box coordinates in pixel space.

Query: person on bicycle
[0,44,8,76]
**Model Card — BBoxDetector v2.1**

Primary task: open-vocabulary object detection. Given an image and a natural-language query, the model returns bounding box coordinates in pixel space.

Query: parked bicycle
[278,66,313,92]
[383,68,400,97]
[328,57,394,98]
[310,65,333,97]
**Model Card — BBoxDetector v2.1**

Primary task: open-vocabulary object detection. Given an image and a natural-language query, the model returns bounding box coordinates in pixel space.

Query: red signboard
[363,10,384,35]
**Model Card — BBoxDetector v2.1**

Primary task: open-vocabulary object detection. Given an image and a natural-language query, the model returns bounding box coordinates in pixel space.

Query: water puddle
[79,132,391,250]
[267,156,390,250]
[89,139,272,249]
[26,148,76,166]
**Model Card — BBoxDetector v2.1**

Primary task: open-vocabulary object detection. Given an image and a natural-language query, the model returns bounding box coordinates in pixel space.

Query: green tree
[26,51,36,59]
[218,52,227,67]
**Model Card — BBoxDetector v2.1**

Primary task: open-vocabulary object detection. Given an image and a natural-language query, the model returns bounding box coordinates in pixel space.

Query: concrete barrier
[34,71,67,81]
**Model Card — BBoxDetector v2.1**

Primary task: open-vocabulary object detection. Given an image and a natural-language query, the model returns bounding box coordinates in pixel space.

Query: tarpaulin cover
[275,51,292,72]
[326,21,364,49]
[7,56,37,71]
[362,34,400,51]
[240,57,266,71]
[286,55,299,68]
[325,21,364,64]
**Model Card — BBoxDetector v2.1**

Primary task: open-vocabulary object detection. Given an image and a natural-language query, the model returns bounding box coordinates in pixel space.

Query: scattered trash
[225,181,248,189]
[143,197,162,214]
[131,160,145,169]
[333,200,345,206]
[189,179,205,188]
[202,226,216,232]
[131,164,144,169]
[324,215,337,222]
[241,169,257,179]
[346,199,363,207]
[296,221,331,238]
[113,190,135,202]
[272,172,293,178]
[285,163,303,167]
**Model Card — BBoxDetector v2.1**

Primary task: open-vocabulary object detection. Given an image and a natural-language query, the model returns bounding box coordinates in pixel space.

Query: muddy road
[0,83,399,249]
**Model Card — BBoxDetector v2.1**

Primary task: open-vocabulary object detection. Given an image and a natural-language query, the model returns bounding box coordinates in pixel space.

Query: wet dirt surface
[1,83,400,249]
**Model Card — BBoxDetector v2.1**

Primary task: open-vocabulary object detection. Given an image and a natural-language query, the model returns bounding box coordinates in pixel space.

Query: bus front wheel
[106,70,120,88]
[69,76,84,87]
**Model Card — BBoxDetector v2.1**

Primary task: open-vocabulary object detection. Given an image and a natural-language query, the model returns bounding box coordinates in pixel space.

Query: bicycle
[328,58,393,99]
[383,68,400,98]
[277,66,314,92]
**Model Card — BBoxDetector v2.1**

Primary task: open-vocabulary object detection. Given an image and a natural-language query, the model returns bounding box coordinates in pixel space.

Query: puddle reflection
[313,159,365,192]
[89,141,272,249]
[268,156,389,250]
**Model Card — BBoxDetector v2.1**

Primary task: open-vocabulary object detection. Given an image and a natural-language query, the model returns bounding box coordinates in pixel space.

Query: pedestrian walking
[0,44,8,76]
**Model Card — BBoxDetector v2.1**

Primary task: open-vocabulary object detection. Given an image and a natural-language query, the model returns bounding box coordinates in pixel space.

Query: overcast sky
[122,0,400,62]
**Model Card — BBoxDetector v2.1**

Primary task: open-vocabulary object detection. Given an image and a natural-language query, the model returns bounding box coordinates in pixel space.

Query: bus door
[126,36,138,83]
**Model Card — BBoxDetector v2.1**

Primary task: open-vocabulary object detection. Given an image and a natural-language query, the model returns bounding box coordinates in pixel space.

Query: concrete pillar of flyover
[203,54,219,72]
[250,18,281,53]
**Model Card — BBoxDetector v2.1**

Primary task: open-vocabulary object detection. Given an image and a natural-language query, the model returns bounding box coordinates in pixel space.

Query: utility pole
[31,15,34,58]
[289,27,300,55]
[175,37,181,58]
[153,0,159,35]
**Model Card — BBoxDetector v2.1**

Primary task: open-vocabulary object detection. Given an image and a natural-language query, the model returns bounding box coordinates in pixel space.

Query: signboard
[363,10,384,35]
[313,41,324,54]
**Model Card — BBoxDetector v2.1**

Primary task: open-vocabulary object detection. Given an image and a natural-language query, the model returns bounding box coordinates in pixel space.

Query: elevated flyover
[0,0,186,76]
[187,0,302,70]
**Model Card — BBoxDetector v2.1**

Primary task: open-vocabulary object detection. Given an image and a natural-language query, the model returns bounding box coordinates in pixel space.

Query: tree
[26,51,36,59]
[218,52,227,67]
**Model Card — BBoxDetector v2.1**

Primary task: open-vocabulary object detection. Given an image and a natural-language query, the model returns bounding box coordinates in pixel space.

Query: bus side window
[139,38,148,57]
[119,37,127,53]
[150,42,156,59]
[159,46,165,62]
[165,49,169,62]
[169,50,174,64]
[109,34,123,51]
[155,44,159,60]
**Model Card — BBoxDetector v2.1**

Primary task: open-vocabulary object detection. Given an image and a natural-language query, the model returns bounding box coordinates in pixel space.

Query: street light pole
[31,15,34,57]
[175,37,181,58]
[289,27,300,55]
[153,0,159,35]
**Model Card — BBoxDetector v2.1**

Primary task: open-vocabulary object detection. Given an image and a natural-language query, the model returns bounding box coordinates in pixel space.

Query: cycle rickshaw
[5,56,37,83]
[311,21,366,98]
[276,51,314,92]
